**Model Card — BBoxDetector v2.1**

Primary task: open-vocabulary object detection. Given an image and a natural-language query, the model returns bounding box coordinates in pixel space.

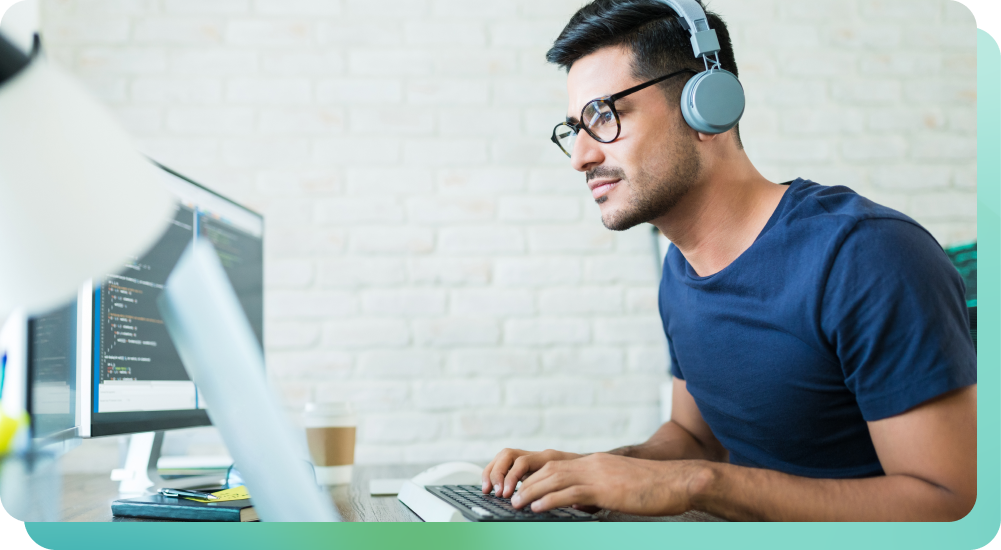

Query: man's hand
[481,448,584,498]
[508,453,707,516]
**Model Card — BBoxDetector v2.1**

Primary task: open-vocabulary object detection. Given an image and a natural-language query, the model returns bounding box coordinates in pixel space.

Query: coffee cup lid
[304,402,353,416]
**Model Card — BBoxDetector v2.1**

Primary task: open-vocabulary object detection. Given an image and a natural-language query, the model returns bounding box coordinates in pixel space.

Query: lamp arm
[0,31,29,87]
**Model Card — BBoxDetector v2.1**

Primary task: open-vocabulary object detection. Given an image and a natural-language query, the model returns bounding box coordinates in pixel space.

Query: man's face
[566,46,701,231]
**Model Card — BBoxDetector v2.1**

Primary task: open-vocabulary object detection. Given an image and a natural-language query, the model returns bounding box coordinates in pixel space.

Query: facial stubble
[592,131,702,232]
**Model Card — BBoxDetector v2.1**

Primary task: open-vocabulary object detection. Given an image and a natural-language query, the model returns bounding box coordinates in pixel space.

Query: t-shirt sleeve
[667,332,683,380]
[659,252,684,380]
[821,218,976,421]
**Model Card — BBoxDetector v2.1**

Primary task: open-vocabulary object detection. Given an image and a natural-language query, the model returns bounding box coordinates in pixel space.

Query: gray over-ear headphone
[658,0,745,134]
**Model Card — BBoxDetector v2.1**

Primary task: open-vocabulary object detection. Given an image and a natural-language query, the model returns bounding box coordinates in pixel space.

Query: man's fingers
[510,463,570,509]
[503,455,539,498]
[487,449,521,494]
[531,485,594,513]
[483,448,582,497]
[502,449,574,498]
[481,459,496,493]
[513,467,593,513]
[489,456,513,494]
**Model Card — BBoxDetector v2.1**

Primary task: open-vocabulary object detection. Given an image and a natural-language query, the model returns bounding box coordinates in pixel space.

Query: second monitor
[73,163,264,439]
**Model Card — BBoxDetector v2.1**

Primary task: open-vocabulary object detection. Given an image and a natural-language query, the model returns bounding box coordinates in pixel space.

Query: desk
[60,464,723,522]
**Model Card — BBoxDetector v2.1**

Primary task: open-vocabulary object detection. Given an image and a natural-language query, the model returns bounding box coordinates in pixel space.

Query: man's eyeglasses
[550,69,696,158]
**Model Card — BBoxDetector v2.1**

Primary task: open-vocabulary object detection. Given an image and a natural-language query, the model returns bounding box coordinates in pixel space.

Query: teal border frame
[15,28,1001,550]
[973,26,1001,548]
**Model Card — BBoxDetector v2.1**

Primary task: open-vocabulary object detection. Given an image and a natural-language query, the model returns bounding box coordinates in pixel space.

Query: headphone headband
[657,0,721,59]
[656,0,744,134]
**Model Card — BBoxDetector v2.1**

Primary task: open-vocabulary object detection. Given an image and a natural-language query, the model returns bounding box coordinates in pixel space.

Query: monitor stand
[110,431,227,496]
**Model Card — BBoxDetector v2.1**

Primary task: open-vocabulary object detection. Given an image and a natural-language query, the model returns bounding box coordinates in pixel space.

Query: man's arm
[607,378,728,462]
[511,385,977,521]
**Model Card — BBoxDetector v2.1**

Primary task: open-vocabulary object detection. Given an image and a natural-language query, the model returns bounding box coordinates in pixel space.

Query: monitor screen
[27,302,78,444]
[79,164,263,437]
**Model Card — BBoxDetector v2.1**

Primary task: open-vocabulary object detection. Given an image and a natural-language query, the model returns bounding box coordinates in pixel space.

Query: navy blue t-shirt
[660,179,976,479]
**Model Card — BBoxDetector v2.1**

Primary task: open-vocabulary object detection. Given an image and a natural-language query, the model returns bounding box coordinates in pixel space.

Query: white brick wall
[40,0,976,468]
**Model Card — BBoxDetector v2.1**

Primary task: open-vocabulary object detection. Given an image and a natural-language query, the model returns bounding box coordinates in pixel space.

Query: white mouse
[411,461,484,487]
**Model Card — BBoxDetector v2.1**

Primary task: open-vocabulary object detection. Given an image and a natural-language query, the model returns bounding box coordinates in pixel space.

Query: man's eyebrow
[566,115,579,125]
[613,96,634,109]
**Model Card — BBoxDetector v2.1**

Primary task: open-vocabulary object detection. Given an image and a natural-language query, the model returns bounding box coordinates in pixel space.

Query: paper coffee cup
[303,402,356,486]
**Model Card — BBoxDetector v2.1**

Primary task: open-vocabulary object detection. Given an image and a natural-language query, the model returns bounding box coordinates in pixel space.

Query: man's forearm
[607,420,727,462]
[689,461,975,521]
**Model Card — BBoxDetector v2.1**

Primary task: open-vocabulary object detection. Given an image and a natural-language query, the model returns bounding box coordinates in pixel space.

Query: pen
[158,488,219,500]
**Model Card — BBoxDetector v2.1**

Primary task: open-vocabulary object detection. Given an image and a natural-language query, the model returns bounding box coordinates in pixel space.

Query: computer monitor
[0,303,74,455]
[74,163,264,438]
[27,302,78,448]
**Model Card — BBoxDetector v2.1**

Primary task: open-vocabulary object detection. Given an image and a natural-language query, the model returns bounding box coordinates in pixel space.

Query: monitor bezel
[77,162,264,438]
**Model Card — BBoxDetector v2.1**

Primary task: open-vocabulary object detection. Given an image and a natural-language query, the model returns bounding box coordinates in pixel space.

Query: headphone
[659,0,745,134]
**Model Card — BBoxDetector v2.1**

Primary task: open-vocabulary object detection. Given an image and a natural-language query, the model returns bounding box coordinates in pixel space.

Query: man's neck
[651,153,786,278]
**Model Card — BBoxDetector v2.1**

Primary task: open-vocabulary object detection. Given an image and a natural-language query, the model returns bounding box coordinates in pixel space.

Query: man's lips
[589,179,620,200]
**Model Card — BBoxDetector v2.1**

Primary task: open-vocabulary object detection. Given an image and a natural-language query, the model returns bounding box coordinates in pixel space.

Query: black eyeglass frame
[550,68,697,158]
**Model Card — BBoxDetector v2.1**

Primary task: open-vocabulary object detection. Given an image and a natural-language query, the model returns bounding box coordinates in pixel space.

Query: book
[111,494,258,522]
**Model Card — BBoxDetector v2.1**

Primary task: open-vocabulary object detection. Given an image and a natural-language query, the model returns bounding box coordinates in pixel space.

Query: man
[482,0,977,521]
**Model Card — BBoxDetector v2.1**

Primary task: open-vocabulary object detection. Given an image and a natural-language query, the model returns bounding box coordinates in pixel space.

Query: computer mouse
[410,462,484,487]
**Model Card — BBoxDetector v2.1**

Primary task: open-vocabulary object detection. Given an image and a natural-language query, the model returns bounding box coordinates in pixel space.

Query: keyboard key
[470,506,493,517]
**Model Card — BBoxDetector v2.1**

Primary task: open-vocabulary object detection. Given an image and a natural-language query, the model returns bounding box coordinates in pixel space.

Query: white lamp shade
[0,58,175,317]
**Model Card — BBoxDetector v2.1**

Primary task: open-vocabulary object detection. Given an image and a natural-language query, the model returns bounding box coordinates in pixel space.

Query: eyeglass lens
[553,123,577,157]
[581,99,617,142]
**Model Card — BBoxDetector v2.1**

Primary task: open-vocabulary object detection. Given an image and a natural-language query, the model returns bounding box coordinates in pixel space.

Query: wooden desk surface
[61,464,722,522]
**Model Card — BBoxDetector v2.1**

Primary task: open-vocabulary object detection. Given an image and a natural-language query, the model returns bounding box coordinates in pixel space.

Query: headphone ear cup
[680,69,745,134]
[680,73,702,131]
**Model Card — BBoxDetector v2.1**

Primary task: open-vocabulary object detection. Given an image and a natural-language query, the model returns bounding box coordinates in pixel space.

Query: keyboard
[425,485,595,522]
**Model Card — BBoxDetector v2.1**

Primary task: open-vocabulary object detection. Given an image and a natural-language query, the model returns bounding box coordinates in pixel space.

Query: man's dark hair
[547,0,741,147]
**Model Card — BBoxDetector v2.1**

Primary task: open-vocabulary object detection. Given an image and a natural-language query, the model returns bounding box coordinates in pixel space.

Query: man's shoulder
[776,179,940,260]
[781,177,942,263]
[661,178,943,290]
[782,178,918,230]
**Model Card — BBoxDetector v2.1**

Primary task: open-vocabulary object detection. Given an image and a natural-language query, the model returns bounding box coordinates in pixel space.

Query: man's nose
[569,130,604,173]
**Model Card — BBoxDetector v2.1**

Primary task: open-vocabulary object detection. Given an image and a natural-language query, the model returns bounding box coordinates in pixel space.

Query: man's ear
[696,132,719,142]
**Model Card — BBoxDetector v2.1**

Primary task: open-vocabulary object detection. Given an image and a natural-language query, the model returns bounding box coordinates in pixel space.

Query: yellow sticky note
[185,485,251,503]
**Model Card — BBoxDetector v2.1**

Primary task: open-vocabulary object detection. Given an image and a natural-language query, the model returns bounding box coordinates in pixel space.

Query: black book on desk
[111,494,259,522]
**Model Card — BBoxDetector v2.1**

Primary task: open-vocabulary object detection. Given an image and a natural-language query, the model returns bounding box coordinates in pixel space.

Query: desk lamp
[0,31,174,319]
[0,30,174,456]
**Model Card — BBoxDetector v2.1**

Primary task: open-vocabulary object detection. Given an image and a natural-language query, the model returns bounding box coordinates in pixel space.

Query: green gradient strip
[26,522,993,550]
[21,28,1001,550]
